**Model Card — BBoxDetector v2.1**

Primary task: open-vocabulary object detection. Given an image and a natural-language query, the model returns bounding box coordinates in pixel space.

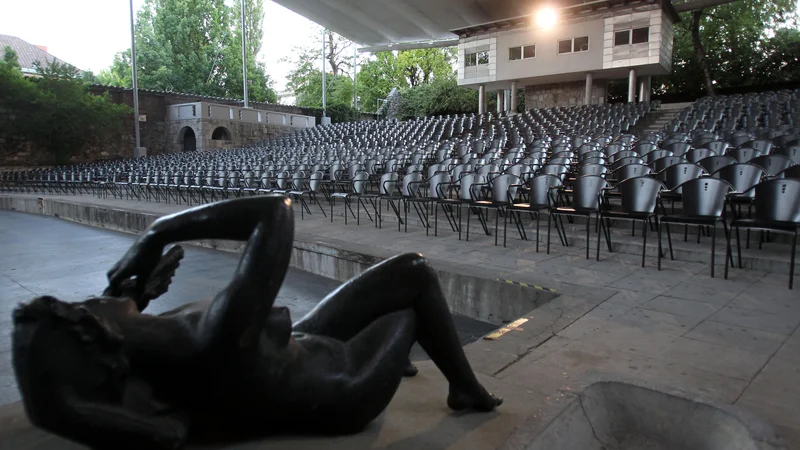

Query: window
[523,45,536,58]
[558,39,572,54]
[477,51,489,65]
[465,52,477,67]
[509,45,536,61]
[574,36,589,52]
[614,27,649,46]
[558,36,589,54]
[632,27,649,44]
[614,30,630,46]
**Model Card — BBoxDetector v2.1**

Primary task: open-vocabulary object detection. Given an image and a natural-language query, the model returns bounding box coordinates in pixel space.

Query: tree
[396,48,456,87]
[663,0,798,95]
[3,46,20,69]
[0,59,130,164]
[357,51,407,113]
[399,77,478,119]
[98,0,277,103]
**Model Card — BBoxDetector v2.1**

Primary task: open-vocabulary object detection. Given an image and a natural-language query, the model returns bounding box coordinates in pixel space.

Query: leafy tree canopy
[96,0,277,103]
[1,54,130,164]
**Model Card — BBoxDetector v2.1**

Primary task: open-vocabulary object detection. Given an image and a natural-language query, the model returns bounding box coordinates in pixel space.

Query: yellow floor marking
[483,318,529,340]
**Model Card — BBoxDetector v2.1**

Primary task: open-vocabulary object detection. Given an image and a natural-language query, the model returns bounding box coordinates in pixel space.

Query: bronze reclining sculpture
[12,195,501,449]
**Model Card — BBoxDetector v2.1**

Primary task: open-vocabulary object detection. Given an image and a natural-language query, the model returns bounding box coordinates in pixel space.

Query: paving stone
[633,357,750,404]
[660,276,753,305]
[641,296,720,319]
[684,320,787,356]
[773,337,800,362]
[610,307,705,336]
[605,268,687,294]
[603,289,659,307]
[660,337,771,381]
[736,358,800,449]
[709,306,800,336]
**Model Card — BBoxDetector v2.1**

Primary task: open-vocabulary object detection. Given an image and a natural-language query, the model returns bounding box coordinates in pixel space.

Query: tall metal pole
[241,0,249,108]
[353,45,357,109]
[322,28,327,117]
[129,0,141,153]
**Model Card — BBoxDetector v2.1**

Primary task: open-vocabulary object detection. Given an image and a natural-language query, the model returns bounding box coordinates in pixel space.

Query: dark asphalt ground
[0,211,496,406]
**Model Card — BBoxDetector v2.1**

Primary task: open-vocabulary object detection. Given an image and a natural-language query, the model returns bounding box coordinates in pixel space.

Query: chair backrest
[774,146,800,165]
[401,172,424,196]
[657,163,705,192]
[748,155,794,177]
[612,157,646,170]
[678,177,733,217]
[742,139,773,154]
[539,164,569,180]
[309,171,324,192]
[570,175,608,210]
[459,173,487,201]
[378,172,399,195]
[712,163,765,196]
[616,176,664,214]
[686,148,717,163]
[614,163,653,182]
[490,174,521,203]
[427,164,447,179]
[651,156,688,173]
[451,164,473,182]
[528,174,563,208]
[697,155,737,174]
[578,164,609,177]
[663,142,692,157]
[699,140,729,155]
[726,147,763,163]
[779,165,800,180]
[644,149,674,164]
[753,179,800,223]
[352,171,370,195]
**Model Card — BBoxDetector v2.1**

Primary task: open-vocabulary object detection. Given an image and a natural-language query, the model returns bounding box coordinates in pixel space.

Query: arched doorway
[211,126,232,141]
[180,127,196,152]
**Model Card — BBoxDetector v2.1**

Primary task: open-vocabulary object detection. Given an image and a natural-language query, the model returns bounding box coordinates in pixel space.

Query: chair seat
[601,210,654,220]
[661,215,722,225]
[507,203,548,212]
[436,198,466,205]
[732,218,800,232]
[555,206,595,215]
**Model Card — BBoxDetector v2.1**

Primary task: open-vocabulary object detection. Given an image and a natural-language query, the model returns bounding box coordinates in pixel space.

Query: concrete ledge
[0,195,558,325]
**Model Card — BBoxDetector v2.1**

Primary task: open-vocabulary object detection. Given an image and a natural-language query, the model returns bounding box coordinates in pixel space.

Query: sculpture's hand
[107,235,165,297]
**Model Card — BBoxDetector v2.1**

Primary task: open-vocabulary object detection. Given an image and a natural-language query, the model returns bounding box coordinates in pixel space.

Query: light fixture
[535,7,558,29]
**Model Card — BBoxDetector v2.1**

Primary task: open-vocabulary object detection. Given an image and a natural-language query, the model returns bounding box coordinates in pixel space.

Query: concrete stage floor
[0,192,798,449]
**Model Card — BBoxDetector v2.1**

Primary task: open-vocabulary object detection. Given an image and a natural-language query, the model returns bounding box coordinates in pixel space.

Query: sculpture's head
[12,295,130,415]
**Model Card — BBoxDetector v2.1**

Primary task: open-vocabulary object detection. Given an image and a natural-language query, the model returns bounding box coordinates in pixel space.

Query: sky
[0,0,318,93]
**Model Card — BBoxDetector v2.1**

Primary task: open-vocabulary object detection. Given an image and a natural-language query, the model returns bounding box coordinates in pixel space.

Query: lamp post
[129,0,142,157]
[322,28,327,118]
[241,0,249,108]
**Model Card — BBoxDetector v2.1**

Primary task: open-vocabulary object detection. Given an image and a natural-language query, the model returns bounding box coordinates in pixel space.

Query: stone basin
[526,381,788,450]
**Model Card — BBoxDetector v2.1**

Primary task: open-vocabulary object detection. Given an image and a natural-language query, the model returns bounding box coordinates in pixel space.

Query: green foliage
[660,0,798,95]
[98,0,277,103]
[0,58,130,164]
[3,46,20,69]
[399,77,479,119]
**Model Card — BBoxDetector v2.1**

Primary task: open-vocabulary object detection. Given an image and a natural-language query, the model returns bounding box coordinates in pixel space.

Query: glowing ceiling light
[535,7,558,29]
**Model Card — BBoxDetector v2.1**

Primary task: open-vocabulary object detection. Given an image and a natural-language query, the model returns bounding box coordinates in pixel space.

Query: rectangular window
[614,30,630,46]
[632,27,649,44]
[523,44,536,59]
[558,37,589,54]
[574,36,589,52]
[509,46,522,61]
[558,39,572,54]
[477,51,489,65]
[465,52,477,67]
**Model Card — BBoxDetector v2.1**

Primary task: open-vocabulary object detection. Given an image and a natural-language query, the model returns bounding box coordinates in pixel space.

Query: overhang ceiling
[272,0,718,52]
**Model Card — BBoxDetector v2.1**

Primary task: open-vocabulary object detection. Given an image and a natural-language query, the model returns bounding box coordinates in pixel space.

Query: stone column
[478,85,486,115]
[585,73,593,105]
[639,78,647,103]
[644,76,652,102]
[510,81,518,112]
[504,90,511,112]
[497,90,504,113]
[628,68,637,103]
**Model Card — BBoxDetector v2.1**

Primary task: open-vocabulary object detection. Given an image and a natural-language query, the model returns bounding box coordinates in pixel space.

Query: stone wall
[167,118,296,153]
[1,87,307,167]
[524,80,608,110]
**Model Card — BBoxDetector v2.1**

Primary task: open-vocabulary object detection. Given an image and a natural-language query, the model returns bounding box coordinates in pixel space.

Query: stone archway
[211,126,232,141]
[179,126,197,152]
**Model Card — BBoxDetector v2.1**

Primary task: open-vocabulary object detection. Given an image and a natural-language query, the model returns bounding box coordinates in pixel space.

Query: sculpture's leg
[293,253,501,411]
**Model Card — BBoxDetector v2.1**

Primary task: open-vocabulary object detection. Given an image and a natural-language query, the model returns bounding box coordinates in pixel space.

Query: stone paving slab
[1,192,799,448]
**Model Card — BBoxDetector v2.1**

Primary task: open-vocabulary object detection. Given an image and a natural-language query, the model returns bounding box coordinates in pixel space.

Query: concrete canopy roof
[273,0,690,52]
[271,0,537,52]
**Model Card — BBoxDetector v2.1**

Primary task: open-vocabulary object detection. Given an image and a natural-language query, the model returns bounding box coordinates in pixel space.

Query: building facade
[454,0,679,112]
